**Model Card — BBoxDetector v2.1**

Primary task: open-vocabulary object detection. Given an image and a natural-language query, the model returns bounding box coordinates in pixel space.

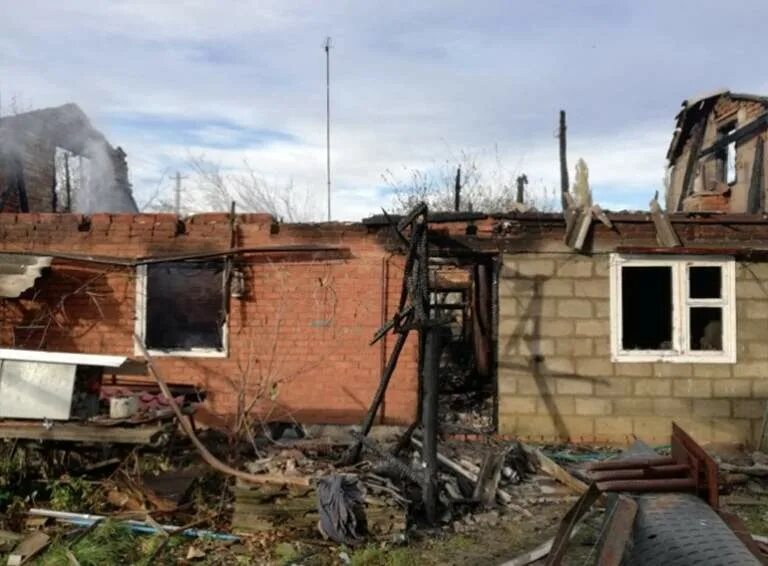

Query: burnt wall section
[666,93,768,213]
[0,104,136,213]
[0,213,419,426]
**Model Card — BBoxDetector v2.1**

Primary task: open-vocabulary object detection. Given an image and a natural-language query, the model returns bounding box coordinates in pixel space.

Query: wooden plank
[0,422,166,444]
[529,447,589,495]
[649,195,682,247]
[747,136,765,213]
[7,531,50,566]
[473,449,505,508]
[675,123,705,212]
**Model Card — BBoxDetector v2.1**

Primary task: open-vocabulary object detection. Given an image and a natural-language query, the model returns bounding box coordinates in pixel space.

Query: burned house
[0,94,767,449]
[0,103,137,213]
[666,90,768,213]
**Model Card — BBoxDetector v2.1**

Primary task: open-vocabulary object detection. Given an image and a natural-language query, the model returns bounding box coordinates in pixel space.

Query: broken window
[136,261,226,356]
[611,256,735,363]
[717,123,737,185]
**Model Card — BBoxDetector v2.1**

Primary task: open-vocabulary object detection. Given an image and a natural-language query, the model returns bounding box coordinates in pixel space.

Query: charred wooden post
[515,174,528,205]
[558,110,569,210]
[421,325,441,524]
[454,166,461,212]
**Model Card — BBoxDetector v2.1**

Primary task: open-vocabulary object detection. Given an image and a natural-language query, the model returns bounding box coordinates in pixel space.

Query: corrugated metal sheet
[0,348,127,367]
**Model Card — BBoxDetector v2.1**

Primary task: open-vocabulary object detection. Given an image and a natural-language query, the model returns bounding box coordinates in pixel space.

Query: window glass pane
[689,307,722,351]
[146,261,224,350]
[689,266,721,299]
[621,266,673,350]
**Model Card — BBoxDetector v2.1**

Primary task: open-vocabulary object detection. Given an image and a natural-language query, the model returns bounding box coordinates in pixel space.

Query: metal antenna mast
[324,36,332,222]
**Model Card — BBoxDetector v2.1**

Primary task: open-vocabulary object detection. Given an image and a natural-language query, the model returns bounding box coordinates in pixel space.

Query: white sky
[2,1,768,220]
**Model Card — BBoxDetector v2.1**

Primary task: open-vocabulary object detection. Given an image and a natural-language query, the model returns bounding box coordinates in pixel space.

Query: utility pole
[558,110,569,210]
[324,37,332,222]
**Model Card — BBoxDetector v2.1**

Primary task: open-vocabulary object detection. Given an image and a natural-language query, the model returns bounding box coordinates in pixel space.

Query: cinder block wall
[0,213,418,425]
[498,253,768,446]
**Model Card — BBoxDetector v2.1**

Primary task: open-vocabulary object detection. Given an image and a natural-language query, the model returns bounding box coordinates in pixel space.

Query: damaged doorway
[430,255,498,434]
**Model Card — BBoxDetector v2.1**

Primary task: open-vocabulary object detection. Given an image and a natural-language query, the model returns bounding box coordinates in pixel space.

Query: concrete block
[540,279,574,297]
[632,417,675,442]
[653,363,693,378]
[593,299,610,317]
[556,377,594,395]
[557,299,593,318]
[540,357,575,375]
[593,338,611,356]
[573,279,608,298]
[693,399,731,417]
[538,319,576,337]
[712,380,752,398]
[613,397,655,415]
[614,363,653,377]
[692,365,733,379]
[518,338,556,357]
[753,379,768,396]
[743,300,768,320]
[516,259,556,277]
[595,416,633,438]
[575,397,612,416]
[555,260,593,278]
[560,416,596,440]
[595,377,633,397]
[497,376,517,395]
[634,378,672,397]
[734,361,768,379]
[733,400,763,419]
[712,419,753,443]
[575,320,609,337]
[575,357,614,377]
[673,379,713,398]
[653,398,693,417]
[537,395,575,416]
[499,395,537,415]
[555,337,593,357]
[512,415,559,439]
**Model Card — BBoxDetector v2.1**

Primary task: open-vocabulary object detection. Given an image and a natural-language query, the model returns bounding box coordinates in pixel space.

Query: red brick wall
[0,213,419,425]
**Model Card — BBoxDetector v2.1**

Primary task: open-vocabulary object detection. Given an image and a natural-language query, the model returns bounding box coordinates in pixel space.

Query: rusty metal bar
[597,495,637,566]
[589,464,690,482]
[586,455,676,472]
[672,422,719,508]
[596,477,697,493]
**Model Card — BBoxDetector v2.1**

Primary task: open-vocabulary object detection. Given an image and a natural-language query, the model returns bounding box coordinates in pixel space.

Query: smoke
[1,103,138,213]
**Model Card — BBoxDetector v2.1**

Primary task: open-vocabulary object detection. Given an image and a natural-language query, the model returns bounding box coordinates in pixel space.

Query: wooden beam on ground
[526,446,589,495]
[0,422,166,444]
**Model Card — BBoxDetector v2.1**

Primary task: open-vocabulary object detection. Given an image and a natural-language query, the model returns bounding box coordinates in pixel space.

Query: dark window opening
[621,266,673,350]
[146,260,225,351]
[689,266,721,299]
[690,307,722,351]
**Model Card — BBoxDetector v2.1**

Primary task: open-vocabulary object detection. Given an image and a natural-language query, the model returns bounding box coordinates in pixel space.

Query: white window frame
[609,254,736,363]
[134,264,228,358]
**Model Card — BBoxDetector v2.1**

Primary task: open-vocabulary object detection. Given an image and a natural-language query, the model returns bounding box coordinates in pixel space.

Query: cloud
[3,1,768,219]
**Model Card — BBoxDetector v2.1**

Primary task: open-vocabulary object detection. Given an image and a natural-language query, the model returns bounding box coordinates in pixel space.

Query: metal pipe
[589,464,690,482]
[28,508,239,542]
[586,455,676,472]
[596,477,697,493]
